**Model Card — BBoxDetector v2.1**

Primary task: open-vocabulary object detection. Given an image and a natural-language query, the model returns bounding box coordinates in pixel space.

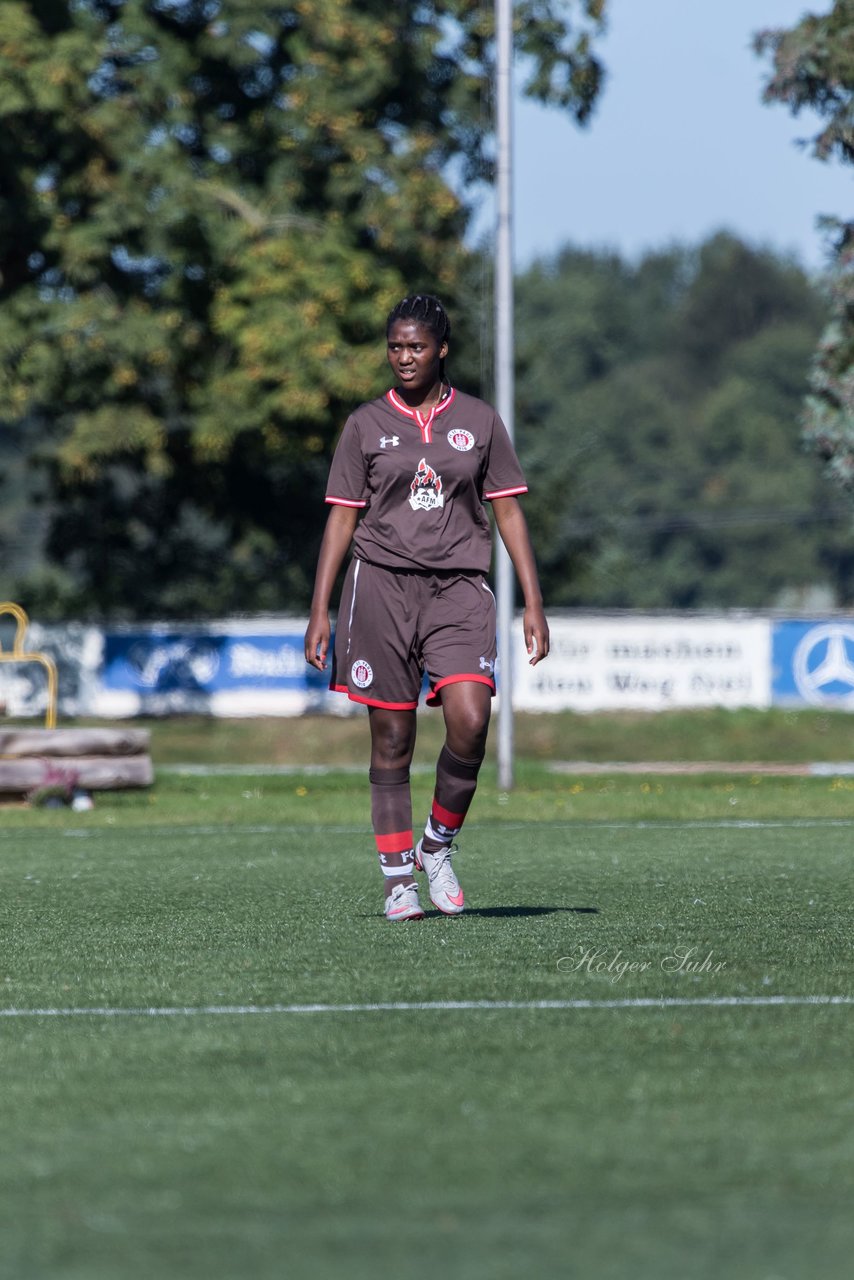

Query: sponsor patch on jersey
[447,428,475,452]
[409,458,445,511]
[351,659,374,688]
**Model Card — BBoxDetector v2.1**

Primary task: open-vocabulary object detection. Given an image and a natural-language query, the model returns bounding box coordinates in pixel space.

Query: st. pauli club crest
[351,658,373,688]
[447,427,474,452]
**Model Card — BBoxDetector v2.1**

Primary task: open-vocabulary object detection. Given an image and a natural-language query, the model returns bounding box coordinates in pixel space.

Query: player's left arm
[491,496,550,666]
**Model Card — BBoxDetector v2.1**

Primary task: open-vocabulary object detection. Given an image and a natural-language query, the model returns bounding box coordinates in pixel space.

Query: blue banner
[102,631,325,694]
[772,620,854,709]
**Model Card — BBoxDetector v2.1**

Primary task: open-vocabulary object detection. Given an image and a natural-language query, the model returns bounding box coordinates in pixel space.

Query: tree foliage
[0,0,606,617]
[756,3,854,491]
[515,234,854,609]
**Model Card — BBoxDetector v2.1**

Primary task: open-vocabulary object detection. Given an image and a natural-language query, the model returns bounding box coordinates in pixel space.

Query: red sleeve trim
[325,496,367,508]
[484,485,528,501]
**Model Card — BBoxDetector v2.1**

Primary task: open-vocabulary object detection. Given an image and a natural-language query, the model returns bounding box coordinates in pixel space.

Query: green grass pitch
[1,768,852,1279]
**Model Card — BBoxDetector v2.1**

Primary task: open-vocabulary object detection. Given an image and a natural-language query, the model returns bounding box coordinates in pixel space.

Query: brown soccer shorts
[330,558,497,709]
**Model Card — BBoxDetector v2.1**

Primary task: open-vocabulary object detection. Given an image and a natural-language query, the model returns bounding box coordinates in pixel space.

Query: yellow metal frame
[0,603,58,729]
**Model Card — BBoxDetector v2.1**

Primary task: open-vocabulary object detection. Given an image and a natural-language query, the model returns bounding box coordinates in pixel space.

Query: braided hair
[386,294,451,378]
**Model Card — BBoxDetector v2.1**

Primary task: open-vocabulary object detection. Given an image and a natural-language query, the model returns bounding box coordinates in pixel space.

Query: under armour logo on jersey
[379,435,400,449]
[479,656,495,675]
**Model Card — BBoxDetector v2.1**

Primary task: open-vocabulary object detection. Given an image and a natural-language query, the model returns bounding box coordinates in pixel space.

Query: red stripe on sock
[432,800,466,830]
[375,830,415,855]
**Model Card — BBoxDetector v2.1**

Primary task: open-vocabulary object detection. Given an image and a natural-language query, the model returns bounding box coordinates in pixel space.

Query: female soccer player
[304,294,549,921]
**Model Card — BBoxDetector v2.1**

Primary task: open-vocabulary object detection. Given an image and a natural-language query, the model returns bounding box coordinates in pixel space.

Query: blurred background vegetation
[1,2,852,620]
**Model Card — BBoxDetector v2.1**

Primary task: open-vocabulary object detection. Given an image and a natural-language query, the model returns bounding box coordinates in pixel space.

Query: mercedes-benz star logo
[792,623,854,708]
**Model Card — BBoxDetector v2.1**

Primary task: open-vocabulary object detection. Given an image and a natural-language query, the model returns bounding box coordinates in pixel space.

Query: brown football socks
[421,745,483,855]
[369,766,416,897]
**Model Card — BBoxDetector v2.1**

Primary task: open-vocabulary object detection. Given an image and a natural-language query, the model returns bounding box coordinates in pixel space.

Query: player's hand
[523,603,550,666]
[304,610,331,671]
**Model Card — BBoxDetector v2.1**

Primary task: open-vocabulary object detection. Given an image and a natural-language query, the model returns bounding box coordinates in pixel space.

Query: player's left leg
[428,679,491,842]
[415,572,497,914]
[416,680,492,915]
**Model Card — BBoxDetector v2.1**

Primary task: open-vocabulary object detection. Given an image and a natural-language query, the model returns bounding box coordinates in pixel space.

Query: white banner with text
[510,616,772,711]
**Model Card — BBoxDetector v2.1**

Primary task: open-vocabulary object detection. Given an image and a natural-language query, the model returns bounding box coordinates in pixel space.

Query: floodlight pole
[495,0,515,791]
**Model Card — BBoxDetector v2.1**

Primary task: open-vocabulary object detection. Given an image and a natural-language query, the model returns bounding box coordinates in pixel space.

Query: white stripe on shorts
[346,558,361,658]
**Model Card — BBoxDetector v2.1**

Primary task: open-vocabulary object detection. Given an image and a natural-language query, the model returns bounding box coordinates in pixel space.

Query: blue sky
[503,0,851,273]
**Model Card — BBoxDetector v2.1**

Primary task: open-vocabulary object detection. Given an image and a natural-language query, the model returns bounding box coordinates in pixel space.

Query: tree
[515,234,854,609]
[0,0,606,618]
[756,3,854,491]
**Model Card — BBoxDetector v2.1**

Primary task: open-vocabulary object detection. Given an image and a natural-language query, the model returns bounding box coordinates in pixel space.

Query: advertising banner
[0,622,102,720]
[511,616,772,712]
[94,620,334,717]
[772,619,854,709]
[13,612,854,718]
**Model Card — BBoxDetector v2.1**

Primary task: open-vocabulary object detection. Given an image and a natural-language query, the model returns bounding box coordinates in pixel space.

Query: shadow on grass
[460,905,599,918]
[363,905,599,919]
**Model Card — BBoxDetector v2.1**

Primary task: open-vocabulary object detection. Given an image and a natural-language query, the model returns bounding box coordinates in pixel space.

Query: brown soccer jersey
[324,388,527,573]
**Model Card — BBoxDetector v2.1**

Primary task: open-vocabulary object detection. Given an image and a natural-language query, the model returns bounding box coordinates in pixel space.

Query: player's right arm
[304,504,360,670]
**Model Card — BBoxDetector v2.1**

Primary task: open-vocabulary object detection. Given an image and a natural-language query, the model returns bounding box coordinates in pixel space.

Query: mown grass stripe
[0,815,849,843]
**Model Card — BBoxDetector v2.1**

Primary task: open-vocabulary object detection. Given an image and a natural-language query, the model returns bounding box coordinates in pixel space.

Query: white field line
[0,996,851,1019]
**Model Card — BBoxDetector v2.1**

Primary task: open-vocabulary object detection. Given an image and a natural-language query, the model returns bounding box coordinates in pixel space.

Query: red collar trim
[386,386,456,430]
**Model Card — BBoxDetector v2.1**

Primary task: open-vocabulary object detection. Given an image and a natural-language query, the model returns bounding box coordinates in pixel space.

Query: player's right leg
[329,561,426,920]
[368,707,424,920]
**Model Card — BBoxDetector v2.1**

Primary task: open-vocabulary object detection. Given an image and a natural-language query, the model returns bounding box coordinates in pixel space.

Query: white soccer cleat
[384,881,426,922]
[414,840,465,915]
